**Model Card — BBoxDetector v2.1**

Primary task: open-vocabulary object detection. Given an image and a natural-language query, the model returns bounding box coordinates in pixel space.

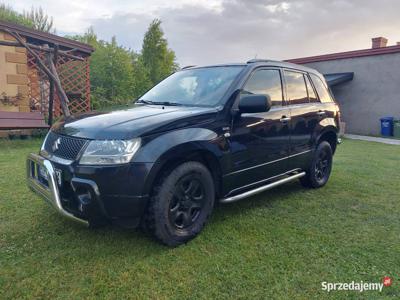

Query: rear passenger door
[283,70,319,170]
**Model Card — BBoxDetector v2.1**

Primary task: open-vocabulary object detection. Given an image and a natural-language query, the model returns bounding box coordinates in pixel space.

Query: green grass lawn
[1,138,399,299]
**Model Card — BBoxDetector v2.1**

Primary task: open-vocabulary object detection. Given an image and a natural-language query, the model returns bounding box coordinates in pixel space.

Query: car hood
[52,104,219,140]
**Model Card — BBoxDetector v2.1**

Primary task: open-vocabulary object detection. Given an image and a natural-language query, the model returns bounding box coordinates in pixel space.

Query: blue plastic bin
[380,117,394,136]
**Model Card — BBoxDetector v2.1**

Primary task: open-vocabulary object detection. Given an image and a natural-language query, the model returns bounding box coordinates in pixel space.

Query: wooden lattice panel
[27,51,90,118]
[27,51,50,114]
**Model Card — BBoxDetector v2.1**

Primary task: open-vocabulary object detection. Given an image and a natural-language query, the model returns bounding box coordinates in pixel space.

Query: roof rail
[246,59,272,64]
[181,65,196,69]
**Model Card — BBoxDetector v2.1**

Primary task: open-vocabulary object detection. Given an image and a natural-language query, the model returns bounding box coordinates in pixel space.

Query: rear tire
[144,161,215,246]
[300,141,333,188]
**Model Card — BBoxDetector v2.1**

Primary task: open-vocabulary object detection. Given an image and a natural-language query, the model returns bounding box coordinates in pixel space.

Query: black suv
[27,60,341,246]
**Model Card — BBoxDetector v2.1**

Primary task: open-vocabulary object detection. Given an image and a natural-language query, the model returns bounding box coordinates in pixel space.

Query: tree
[72,26,97,45]
[141,19,178,85]
[131,52,153,98]
[69,20,179,109]
[23,7,55,33]
[69,29,136,109]
[0,4,33,27]
[0,4,54,32]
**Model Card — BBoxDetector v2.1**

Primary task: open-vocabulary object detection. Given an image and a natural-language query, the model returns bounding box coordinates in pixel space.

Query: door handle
[280,116,291,123]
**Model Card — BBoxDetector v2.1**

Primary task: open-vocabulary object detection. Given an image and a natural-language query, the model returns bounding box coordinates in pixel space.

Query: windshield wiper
[137,99,154,104]
[137,99,183,106]
[156,101,183,106]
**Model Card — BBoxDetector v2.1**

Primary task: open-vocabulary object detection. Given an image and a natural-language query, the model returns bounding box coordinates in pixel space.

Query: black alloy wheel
[144,161,215,246]
[169,175,206,229]
[315,147,330,182]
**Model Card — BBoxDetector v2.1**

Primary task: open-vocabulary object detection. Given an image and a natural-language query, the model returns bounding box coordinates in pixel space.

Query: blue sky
[10,0,400,66]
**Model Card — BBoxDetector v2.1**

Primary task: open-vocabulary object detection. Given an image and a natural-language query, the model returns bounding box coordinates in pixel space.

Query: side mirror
[238,94,272,114]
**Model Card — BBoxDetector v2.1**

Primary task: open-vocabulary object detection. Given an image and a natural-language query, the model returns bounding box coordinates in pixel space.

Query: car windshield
[138,66,244,107]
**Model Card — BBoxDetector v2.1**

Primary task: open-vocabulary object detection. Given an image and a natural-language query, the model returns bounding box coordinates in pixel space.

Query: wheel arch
[142,142,224,199]
[316,128,338,154]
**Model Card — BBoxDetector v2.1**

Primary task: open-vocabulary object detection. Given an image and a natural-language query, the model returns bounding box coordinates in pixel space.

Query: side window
[242,69,283,106]
[305,75,318,103]
[284,70,309,104]
[310,73,333,103]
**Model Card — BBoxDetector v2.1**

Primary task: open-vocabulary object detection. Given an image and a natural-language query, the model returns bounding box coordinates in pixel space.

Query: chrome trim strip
[49,155,74,165]
[39,150,74,165]
[225,150,311,176]
[289,149,312,157]
[40,131,50,151]
[220,172,306,204]
[26,153,88,226]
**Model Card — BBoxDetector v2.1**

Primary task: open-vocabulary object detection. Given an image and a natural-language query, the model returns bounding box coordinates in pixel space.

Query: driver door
[225,68,291,192]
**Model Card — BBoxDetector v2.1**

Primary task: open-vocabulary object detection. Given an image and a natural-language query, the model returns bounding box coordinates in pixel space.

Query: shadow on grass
[30,180,307,256]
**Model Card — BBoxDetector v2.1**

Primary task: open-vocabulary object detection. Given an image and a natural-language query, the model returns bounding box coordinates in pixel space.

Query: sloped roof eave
[286,45,400,64]
[0,20,94,55]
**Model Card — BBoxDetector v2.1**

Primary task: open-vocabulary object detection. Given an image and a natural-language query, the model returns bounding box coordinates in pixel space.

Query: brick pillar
[0,30,29,112]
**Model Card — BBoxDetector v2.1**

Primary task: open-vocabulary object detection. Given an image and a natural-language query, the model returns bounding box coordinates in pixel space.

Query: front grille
[44,131,88,161]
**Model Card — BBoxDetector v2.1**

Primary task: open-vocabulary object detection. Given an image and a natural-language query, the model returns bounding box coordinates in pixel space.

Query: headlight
[79,138,141,165]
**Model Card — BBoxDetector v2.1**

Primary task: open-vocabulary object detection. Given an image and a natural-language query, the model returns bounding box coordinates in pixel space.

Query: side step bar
[220,172,306,204]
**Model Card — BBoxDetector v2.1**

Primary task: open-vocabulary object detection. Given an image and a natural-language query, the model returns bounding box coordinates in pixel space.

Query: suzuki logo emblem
[52,138,61,151]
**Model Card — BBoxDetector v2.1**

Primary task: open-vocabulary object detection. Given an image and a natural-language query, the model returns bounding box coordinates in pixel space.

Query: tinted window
[284,71,308,104]
[140,66,244,107]
[243,69,283,106]
[305,75,318,103]
[310,74,333,103]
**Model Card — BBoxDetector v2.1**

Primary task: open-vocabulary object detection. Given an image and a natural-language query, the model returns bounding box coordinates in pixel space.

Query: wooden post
[48,44,58,126]
[43,44,70,118]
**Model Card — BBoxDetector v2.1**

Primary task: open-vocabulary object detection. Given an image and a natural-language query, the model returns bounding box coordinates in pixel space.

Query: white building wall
[303,53,400,136]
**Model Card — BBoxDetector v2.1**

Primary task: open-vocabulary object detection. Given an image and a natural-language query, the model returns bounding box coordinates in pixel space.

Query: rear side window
[243,69,283,106]
[310,74,333,103]
[284,70,309,104]
[305,75,318,103]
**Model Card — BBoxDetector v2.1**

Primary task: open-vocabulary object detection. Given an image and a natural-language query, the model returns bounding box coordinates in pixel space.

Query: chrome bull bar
[26,153,89,226]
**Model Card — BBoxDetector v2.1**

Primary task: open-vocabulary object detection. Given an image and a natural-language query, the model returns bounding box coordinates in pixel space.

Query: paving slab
[344,134,400,145]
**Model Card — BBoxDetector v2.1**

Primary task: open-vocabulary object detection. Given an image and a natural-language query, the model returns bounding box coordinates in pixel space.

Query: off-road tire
[144,161,215,246]
[300,141,333,188]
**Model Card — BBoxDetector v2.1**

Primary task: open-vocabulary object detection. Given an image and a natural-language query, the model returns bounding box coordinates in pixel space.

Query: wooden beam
[0,111,44,119]
[0,39,85,61]
[47,44,58,126]
[45,44,70,117]
[0,111,49,129]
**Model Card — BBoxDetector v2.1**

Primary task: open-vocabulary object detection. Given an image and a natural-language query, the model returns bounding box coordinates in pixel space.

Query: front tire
[300,141,333,188]
[144,161,215,246]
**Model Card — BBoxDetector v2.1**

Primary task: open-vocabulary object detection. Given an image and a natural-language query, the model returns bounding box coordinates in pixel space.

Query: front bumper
[27,153,152,227]
[27,153,89,226]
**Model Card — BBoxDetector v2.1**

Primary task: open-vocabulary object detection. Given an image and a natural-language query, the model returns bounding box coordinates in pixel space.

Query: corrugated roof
[0,20,94,55]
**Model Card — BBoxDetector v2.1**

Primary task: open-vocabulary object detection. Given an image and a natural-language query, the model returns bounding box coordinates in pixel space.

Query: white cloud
[12,0,223,33]
[9,0,400,65]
